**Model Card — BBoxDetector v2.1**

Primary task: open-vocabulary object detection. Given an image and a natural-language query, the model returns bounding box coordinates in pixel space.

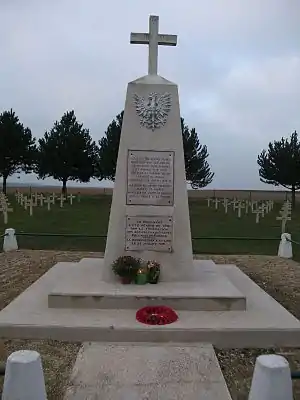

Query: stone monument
[103,15,194,282]
[1,15,300,357]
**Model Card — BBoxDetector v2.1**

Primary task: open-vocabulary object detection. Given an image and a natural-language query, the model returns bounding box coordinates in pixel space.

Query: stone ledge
[48,259,246,311]
[1,262,300,347]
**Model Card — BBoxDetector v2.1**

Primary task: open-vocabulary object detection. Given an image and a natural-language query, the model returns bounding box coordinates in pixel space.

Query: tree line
[0,109,214,194]
[1,108,298,207]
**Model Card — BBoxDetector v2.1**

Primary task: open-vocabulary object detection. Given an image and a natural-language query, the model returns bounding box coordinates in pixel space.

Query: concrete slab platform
[1,260,300,347]
[48,258,246,311]
[63,342,232,400]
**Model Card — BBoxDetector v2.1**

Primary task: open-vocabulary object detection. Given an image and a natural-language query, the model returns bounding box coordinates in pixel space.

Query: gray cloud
[0,0,299,188]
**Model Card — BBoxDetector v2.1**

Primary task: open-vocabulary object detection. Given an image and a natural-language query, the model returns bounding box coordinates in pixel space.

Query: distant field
[5,184,297,201]
[1,194,299,259]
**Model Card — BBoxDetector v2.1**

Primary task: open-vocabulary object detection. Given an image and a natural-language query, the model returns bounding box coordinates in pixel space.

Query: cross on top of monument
[130,15,177,75]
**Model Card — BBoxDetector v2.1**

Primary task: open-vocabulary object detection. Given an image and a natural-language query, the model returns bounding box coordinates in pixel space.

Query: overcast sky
[1,0,299,189]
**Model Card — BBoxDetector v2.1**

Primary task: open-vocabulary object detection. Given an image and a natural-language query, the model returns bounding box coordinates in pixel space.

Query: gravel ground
[1,251,300,399]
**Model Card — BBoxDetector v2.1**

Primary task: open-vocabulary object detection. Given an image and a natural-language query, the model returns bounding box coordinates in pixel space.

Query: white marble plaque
[125,215,173,252]
[127,150,174,205]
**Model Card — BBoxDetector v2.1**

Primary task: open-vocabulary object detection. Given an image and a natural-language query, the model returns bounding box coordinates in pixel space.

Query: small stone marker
[3,228,18,252]
[2,350,47,400]
[278,233,293,258]
[248,354,293,400]
[207,198,212,207]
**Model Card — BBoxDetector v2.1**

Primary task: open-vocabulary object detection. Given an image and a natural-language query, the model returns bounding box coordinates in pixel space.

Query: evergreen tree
[36,110,98,194]
[0,109,36,193]
[257,130,300,208]
[97,111,214,188]
[97,112,123,181]
[181,118,214,188]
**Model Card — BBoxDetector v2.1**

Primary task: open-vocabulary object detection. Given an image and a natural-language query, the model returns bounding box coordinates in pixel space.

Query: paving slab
[48,258,246,311]
[63,342,232,400]
[1,260,300,347]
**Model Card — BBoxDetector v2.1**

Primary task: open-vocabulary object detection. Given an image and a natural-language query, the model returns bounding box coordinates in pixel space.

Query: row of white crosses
[0,192,13,224]
[276,200,292,233]
[15,191,77,214]
[207,197,274,223]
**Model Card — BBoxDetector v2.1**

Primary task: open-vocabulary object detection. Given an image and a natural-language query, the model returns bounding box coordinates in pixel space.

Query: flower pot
[148,274,159,284]
[148,269,160,284]
[135,273,148,285]
[121,277,132,284]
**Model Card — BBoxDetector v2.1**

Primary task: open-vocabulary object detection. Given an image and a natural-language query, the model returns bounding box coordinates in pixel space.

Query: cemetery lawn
[2,194,300,260]
[0,250,300,399]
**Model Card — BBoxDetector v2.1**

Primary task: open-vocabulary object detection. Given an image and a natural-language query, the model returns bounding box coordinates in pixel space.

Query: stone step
[1,262,300,348]
[63,342,232,400]
[48,259,246,311]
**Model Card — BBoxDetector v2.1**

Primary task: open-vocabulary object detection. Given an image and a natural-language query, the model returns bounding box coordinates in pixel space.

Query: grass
[1,195,300,398]
[1,194,300,258]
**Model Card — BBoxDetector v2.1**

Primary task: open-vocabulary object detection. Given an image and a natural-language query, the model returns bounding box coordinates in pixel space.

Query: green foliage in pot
[147,260,161,284]
[111,256,141,281]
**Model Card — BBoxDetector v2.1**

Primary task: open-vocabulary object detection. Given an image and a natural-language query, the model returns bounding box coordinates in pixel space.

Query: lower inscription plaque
[125,215,173,252]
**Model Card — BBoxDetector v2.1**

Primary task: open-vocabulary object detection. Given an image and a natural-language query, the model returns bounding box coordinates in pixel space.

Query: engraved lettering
[125,216,173,252]
[127,150,174,205]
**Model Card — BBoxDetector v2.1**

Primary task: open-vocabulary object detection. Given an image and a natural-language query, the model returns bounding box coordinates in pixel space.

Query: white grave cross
[68,194,76,205]
[1,205,13,224]
[130,15,177,75]
[277,214,291,233]
[236,202,244,218]
[44,197,52,211]
[214,198,221,210]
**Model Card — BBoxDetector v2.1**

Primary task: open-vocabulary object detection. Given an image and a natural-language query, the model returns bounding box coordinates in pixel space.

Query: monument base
[1,258,300,348]
[48,258,246,311]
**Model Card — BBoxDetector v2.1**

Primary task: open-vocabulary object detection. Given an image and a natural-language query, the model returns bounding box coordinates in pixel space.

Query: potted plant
[111,256,141,284]
[147,260,161,284]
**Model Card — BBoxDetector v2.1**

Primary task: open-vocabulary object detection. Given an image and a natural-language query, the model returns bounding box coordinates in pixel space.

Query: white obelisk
[103,15,194,282]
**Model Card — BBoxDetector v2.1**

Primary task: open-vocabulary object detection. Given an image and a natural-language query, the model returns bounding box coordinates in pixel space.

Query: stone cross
[1,205,13,224]
[251,201,258,212]
[58,194,65,208]
[253,209,263,224]
[130,15,177,75]
[232,200,240,210]
[223,198,230,214]
[277,214,291,234]
[39,194,46,206]
[44,197,52,211]
[26,199,34,216]
[23,196,28,210]
[68,194,76,205]
[214,198,221,210]
[236,202,244,218]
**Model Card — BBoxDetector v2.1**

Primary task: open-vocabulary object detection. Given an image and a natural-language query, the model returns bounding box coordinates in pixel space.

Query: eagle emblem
[133,92,172,131]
